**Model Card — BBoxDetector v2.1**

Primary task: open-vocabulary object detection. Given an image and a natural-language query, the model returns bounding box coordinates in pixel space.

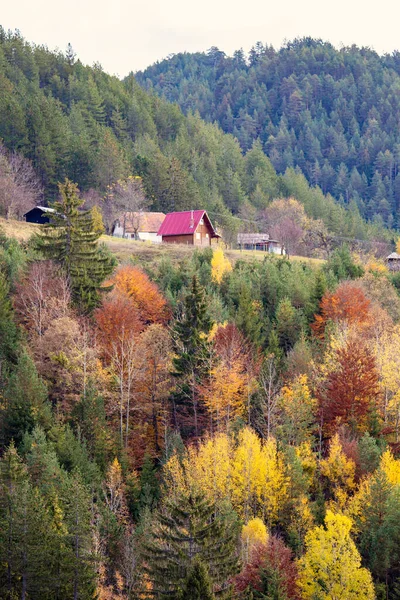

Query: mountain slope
[137,39,400,228]
[0,28,391,245]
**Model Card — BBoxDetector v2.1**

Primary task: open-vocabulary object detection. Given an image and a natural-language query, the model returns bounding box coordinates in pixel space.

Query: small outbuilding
[112,212,165,242]
[387,252,400,271]
[237,233,285,254]
[24,206,55,224]
[158,210,220,246]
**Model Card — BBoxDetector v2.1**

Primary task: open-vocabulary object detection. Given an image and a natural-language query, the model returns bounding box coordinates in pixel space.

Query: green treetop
[36,178,115,311]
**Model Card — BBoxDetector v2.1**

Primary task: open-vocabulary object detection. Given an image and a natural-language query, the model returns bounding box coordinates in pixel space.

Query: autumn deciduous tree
[320,434,356,511]
[312,281,372,338]
[14,261,70,340]
[260,197,306,257]
[0,143,42,220]
[135,324,172,455]
[95,293,142,447]
[211,247,232,284]
[278,375,317,446]
[234,536,300,599]
[110,265,169,325]
[103,176,149,236]
[298,511,375,600]
[201,324,252,430]
[320,340,380,434]
[163,428,288,527]
[241,518,268,564]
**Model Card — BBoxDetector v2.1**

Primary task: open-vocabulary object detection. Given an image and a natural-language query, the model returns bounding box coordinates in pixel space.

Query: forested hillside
[137,39,400,227]
[2,184,400,597]
[0,28,392,248]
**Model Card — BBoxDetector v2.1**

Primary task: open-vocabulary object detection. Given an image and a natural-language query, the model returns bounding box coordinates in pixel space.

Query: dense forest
[3,27,400,599]
[0,28,394,250]
[2,178,400,598]
[137,39,400,228]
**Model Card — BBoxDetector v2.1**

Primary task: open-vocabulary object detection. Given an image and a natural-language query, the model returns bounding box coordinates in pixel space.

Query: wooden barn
[158,210,220,246]
[24,206,55,224]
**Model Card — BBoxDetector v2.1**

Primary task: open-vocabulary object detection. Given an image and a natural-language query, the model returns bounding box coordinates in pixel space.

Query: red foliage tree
[234,536,300,599]
[312,281,371,338]
[320,340,380,434]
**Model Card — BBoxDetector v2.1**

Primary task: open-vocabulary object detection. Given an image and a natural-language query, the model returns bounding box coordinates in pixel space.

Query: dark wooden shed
[24,206,55,224]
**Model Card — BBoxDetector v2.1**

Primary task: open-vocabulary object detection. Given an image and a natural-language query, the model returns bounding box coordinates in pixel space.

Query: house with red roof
[157,210,220,246]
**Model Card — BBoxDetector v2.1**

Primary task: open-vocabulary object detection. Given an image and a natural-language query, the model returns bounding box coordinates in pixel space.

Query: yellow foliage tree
[211,247,232,284]
[320,434,356,511]
[373,326,400,438]
[91,205,105,234]
[278,375,317,445]
[298,511,375,600]
[163,428,288,526]
[241,518,268,563]
[380,448,400,484]
[201,360,247,429]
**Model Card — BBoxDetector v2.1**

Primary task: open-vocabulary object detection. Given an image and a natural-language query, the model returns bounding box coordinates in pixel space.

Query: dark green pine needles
[171,275,212,436]
[36,178,115,312]
[142,487,239,598]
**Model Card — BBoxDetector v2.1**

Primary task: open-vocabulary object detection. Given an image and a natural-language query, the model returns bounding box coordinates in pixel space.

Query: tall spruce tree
[143,487,239,598]
[180,559,215,600]
[36,178,115,311]
[172,275,212,436]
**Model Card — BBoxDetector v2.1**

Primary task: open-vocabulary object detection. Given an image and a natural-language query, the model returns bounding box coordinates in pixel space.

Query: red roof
[157,210,219,237]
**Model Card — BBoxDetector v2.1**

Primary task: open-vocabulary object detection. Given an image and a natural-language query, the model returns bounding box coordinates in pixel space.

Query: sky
[2,0,400,77]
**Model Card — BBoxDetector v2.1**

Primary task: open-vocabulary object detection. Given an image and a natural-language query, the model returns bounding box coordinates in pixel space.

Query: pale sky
[2,0,400,77]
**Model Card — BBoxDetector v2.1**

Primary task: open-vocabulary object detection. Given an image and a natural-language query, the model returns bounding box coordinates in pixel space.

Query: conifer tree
[180,559,215,600]
[0,270,18,369]
[36,178,115,311]
[172,275,212,435]
[143,487,239,598]
[3,350,51,446]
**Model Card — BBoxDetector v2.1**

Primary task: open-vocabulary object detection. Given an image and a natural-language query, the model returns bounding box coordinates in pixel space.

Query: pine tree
[143,488,239,598]
[172,275,212,436]
[180,559,215,600]
[36,178,115,311]
[0,270,18,369]
[3,350,51,446]
[236,285,263,347]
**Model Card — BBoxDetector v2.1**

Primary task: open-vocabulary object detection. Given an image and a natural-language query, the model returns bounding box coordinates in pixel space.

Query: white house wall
[112,227,162,243]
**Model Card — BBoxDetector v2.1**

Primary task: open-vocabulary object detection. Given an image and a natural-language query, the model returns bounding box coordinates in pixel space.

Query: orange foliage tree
[312,281,371,338]
[133,324,172,457]
[110,265,169,325]
[95,293,143,358]
[200,323,255,430]
[319,339,380,435]
[95,293,143,447]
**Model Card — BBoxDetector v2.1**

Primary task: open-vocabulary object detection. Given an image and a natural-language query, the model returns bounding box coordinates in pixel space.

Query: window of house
[196,232,201,239]
[205,233,209,238]
[199,218,204,225]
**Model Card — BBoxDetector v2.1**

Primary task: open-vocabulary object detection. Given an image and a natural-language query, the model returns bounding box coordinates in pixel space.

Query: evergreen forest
[137,39,400,228]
